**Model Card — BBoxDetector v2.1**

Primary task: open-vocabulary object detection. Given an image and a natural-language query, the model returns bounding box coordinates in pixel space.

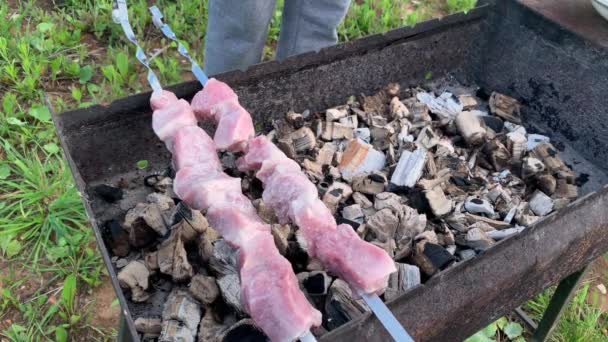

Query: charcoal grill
[52,0,608,341]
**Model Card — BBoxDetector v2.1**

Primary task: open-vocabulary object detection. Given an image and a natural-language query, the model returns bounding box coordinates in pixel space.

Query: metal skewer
[148,5,414,342]
[149,6,208,86]
[112,0,161,93]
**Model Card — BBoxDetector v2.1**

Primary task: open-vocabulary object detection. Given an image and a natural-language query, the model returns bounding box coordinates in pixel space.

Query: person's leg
[204,0,276,75]
[276,0,351,60]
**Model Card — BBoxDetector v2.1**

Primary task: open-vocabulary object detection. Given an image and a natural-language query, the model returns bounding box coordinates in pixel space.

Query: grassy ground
[0,0,605,341]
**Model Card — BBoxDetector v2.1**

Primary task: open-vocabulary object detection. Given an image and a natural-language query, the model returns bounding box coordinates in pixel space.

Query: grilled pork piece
[191,79,396,296]
[150,90,321,342]
[191,78,254,152]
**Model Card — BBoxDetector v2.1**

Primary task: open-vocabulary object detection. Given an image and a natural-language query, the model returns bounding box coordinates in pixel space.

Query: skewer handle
[149,6,209,86]
[299,330,317,342]
[360,293,414,342]
[111,0,162,92]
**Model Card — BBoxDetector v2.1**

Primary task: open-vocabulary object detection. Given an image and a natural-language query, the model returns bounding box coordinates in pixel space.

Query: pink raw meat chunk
[239,235,322,342]
[172,126,220,170]
[237,136,287,172]
[211,100,255,152]
[150,90,178,111]
[263,172,318,224]
[152,99,197,146]
[206,205,268,246]
[316,224,396,296]
[174,168,240,210]
[191,78,238,121]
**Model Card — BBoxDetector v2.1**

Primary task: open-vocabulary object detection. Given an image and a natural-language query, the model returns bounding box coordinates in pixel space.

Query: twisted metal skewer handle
[149,6,208,86]
[112,0,162,92]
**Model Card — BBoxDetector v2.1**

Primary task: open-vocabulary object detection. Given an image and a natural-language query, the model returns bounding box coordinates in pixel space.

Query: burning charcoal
[532,143,567,174]
[322,182,353,214]
[210,240,238,276]
[482,116,504,133]
[483,139,510,171]
[325,279,370,330]
[353,192,373,208]
[464,197,495,216]
[338,139,386,179]
[458,249,477,261]
[159,320,194,342]
[316,143,337,165]
[103,219,130,257]
[290,127,316,152]
[507,131,527,161]
[271,224,292,255]
[252,199,278,224]
[134,317,162,336]
[217,274,243,313]
[416,126,440,149]
[397,205,427,242]
[412,239,455,276]
[486,226,525,240]
[198,226,221,263]
[554,179,578,199]
[321,122,354,141]
[339,115,359,129]
[366,209,399,243]
[190,274,220,305]
[465,213,511,229]
[93,184,123,203]
[157,231,193,282]
[115,258,128,269]
[370,124,395,150]
[117,260,150,302]
[145,251,159,273]
[198,309,235,342]
[352,172,387,195]
[458,94,478,109]
[409,102,432,122]
[435,138,456,158]
[342,204,364,224]
[416,92,463,121]
[527,134,551,151]
[277,138,297,159]
[390,97,410,119]
[353,127,371,143]
[529,190,554,216]
[124,203,169,240]
[489,92,521,123]
[218,319,268,342]
[302,159,323,180]
[455,111,486,146]
[286,111,305,129]
[464,228,495,251]
[436,228,455,246]
[161,290,201,341]
[424,186,453,218]
[385,263,421,301]
[445,212,469,233]
[326,107,349,121]
[390,147,426,188]
[374,192,403,213]
[178,210,209,242]
[300,271,332,296]
[522,157,545,179]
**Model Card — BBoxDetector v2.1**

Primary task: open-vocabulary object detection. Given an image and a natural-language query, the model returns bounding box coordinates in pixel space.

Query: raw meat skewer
[114,4,321,342]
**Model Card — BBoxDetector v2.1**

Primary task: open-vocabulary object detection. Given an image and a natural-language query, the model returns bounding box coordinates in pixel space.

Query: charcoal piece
[412,241,455,276]
[286,241,309,272]
[302,271,331,296]
[93,184,123,203]
[489,92,521,124]
[465,228,496,251]
[198,309,235,342]
[217,274,243,313]
[162,289,202,332]
[117,261,150,302]
[482,116,504,133]
[103,219,130,257]
[134,317,162,335]
[271,224,291,255]
[210,240,238,276]
[286,111,304,129]
[324,279,369,331]
[219,319,269,342]
[159,320,194,342]
[190,274,219,305]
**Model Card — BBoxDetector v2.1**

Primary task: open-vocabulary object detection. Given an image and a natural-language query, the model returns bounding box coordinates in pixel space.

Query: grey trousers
[204,0,351,75]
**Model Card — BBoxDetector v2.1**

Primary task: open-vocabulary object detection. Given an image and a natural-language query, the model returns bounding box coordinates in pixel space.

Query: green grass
[1,0,606,341]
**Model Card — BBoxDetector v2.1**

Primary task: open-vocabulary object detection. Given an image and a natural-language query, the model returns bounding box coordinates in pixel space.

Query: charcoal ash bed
[53,1,608,341]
